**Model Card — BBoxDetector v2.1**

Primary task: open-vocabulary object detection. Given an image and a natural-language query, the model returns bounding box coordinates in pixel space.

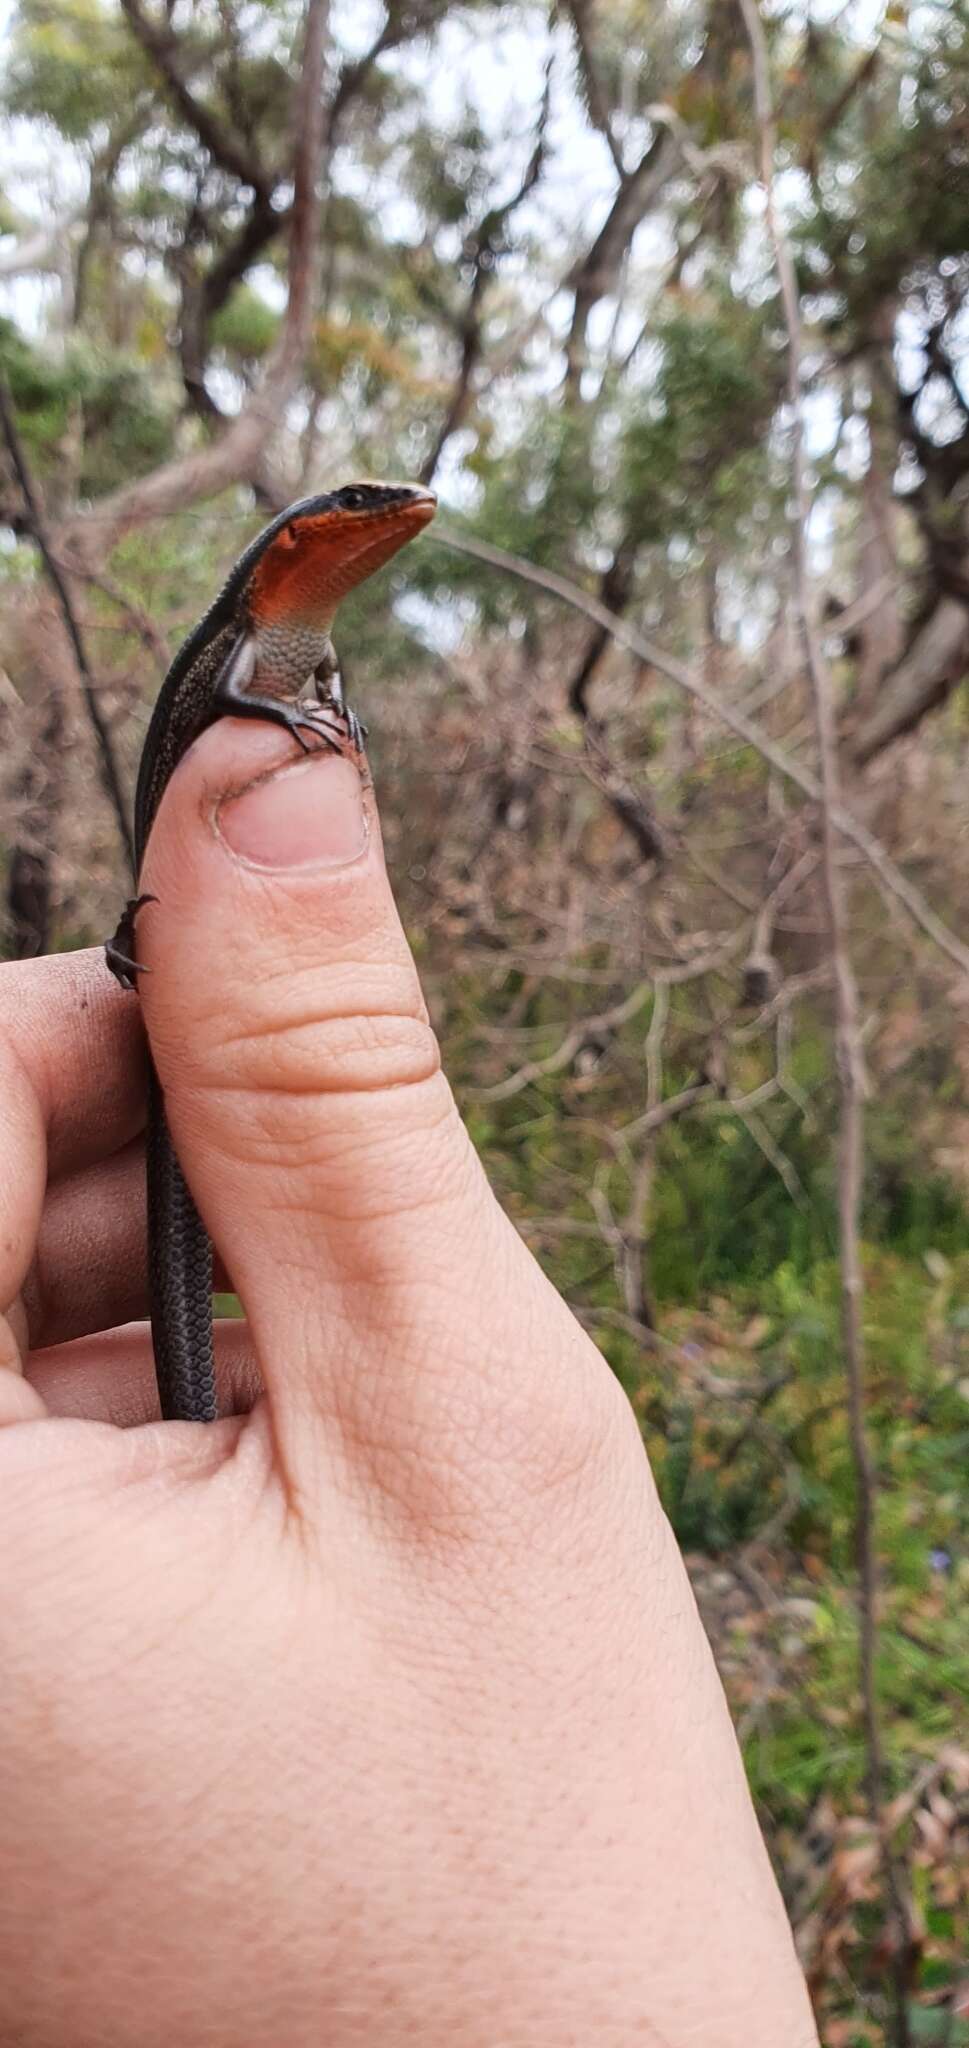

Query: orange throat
[247,494,437,635]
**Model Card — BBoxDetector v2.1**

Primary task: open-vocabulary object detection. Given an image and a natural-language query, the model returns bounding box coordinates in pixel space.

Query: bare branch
[421,48,553,484]
[434,527,969,977]
[57,561,172,676]
[119,0,272,197]
[470,929,748,1104]
[74,108,153,328]
[853,594,969,764]
[734,1104,807,1209]
[579,719,667,866]
[826,570,898,641]
[571,1301,767,1401]
[179,192,282,421]
[560,18,746,394]
[616,1080,715,1145]
[567,532,638,717]
[563,127,679,390]
[563,0,625,177]
[0,215,83,280]
[471,976,655,1102]
[738,0,914,2031]
[0,375,134,877]
[801,41,881,174]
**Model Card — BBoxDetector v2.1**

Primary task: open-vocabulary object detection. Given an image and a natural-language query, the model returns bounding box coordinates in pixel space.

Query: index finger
[0,948,146,1180]
[0,947,146,1387]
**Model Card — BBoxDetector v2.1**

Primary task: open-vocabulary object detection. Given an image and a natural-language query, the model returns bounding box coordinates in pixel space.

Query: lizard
[105,481,437,1423]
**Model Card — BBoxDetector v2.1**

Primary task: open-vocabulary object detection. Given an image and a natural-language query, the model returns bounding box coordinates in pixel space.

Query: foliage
[210,286,280,370]
[4,0,141,137]
[0,318,173,490]
[455,977,969,2035]
[620,301,782,542]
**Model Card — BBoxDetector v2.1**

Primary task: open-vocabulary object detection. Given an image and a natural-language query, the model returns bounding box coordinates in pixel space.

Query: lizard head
[245,483,437,637]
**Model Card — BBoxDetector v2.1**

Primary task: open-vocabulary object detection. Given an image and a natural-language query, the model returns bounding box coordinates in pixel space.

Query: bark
[854,592,969,764]
[563,129,679,391]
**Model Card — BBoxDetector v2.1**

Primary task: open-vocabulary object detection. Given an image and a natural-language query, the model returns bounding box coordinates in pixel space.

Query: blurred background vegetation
[1,0,968,2037]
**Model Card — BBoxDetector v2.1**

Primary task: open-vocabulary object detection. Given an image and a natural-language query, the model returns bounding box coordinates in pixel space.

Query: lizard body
[107,481,437,1421]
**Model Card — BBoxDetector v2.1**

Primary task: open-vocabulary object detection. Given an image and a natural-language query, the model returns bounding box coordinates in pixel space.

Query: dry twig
[434,528,969,981]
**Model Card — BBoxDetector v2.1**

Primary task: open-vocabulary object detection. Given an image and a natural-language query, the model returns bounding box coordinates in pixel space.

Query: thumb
[137,717,592,1479]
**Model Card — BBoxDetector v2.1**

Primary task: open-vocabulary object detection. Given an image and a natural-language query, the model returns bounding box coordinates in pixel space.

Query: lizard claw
[343,707,368,753]
[286,705,345,754]
[105,893,157,991]
[291,699,369,756]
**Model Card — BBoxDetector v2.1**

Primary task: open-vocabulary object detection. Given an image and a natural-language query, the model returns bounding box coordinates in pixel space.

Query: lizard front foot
[105,893,157,991]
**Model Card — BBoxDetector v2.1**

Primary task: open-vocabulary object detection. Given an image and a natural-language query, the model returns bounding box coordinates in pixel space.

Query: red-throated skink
[106,482,437,1421]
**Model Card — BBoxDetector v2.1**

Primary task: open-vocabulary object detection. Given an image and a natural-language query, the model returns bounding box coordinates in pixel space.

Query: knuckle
[222,1007,440,1098]
[333,1279,636,1558]
[193,960,440,1101]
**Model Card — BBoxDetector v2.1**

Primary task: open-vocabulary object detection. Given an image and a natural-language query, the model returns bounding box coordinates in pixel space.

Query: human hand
[0,722,819,2046]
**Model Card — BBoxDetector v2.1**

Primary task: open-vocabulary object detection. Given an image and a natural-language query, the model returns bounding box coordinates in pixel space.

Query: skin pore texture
[0,720,820,2048]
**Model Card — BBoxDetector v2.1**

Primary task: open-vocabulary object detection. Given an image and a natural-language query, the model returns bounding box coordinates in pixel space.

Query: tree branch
[854,593,969,764]
[0,214,83,280]
[560,16,743,396]
[326,1,419,135]
[578,720,667,866]
[563,126,679,390]
[738,1,914,2034]
[563,0,626,177]
[801,41,881,176]
[64,0,327,558]
[433,526,969,979]
[179,191,283,420]
[72,108,152,327]
[0,376,134,877]
[119,0,272,198]
[421,48,553,484]
[567,532,637,717]
[470,931,748,1104]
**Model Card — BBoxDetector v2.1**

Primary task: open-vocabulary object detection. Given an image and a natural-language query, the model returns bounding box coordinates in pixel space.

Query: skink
[106,482,437,1421]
